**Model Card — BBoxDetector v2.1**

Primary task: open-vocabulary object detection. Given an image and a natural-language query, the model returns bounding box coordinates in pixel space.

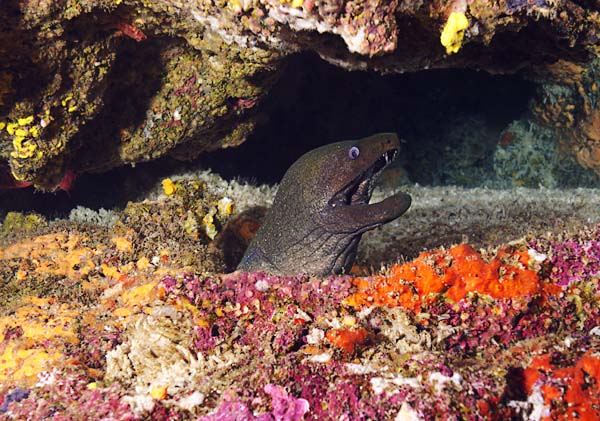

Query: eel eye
[348,146,360,160]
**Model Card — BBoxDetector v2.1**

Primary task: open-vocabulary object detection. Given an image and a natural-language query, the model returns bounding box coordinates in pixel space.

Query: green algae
[2,212,47,234]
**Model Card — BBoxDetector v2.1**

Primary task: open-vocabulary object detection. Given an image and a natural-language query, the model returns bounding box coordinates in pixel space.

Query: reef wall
[1,0,600,188]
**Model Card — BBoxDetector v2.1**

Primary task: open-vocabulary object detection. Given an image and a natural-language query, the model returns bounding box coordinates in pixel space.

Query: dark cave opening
[0,52,536,216]
[200,52,535,185]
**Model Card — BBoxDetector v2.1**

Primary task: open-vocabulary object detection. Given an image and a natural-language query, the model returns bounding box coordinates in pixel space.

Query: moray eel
[237,133,412,276]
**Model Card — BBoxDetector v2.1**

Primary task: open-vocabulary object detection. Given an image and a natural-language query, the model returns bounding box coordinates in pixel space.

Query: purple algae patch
[159,272,352,355]
[0,389,29,413]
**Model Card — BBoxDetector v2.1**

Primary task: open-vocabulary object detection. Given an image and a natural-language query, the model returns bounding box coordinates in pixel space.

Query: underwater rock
[491,120,600,188]
[2,1,600,186]
[530,58,600,176]
[0,3,280,189]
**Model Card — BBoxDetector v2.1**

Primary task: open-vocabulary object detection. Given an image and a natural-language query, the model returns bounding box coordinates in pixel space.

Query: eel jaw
[329,148,398,207]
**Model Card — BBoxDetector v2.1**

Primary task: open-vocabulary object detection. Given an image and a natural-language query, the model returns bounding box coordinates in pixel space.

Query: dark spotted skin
[237,133,412,276]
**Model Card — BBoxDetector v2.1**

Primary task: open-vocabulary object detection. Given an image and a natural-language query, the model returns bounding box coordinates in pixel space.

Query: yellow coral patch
[228,0,242,13]
[162,178,176,195]
[0,232,104,280]
[112,236,133,253]
[136,256,150,270]
[0,302,79,343]
[17,116,34,126]
[203,213,217,240]
[6,122,17,135]
[61,95,73,106]
[217,197,235,217]
[22,296,54,307]
[120,281,158,307]
[11,136,37,159]
[113,307,133,317]
[177,297,207,325]
[440,12,469,54]
[0,343,63,385]
[151,385,169,400]
[101,263,121,279]
[0,299,79,385]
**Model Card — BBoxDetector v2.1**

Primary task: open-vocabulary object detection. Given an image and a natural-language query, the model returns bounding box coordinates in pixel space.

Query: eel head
[320,133,412,234]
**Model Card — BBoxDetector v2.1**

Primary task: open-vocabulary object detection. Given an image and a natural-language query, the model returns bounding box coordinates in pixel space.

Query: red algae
[523,352,600,421]
[346,244,544,312]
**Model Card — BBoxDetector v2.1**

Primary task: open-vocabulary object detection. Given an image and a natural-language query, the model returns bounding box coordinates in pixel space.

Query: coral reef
[2,1,600,417]
[1,182,600,419]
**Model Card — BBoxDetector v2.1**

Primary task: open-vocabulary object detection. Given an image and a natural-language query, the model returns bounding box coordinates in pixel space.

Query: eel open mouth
[330,148,398,207]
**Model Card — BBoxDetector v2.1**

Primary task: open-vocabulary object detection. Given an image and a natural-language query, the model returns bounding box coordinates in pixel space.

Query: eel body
[237,133,412,276]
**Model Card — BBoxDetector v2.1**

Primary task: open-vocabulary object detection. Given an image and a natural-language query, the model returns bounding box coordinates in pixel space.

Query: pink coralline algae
[199,385,309,421]
[263,384,309,421]
[158,272,353,356]
[159,272,352,314]
[0,371,135,420]
[425,277,597,354]
[530,225,600,287]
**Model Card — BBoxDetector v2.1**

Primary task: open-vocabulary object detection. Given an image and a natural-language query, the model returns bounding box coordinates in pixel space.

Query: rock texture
[2,0,600,188]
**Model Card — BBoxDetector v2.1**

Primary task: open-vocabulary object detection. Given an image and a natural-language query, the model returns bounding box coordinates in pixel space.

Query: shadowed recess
[200,53,534,184]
